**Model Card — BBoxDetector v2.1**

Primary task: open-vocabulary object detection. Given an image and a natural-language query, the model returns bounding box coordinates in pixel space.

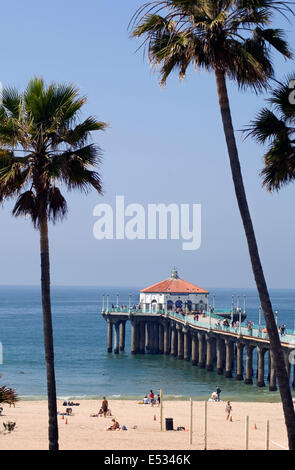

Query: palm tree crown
[131,0,293,88]
[247,74,295,190]
[0,78,107,226]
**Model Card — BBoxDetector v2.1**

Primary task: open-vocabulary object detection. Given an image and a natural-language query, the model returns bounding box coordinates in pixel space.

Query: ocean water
[0,286,295,402]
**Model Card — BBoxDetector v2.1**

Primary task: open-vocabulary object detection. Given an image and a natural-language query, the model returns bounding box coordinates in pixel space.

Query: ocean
[0,286,295,402]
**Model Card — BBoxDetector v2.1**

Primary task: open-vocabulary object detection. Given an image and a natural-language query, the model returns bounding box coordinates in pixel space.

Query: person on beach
[107,418,120,431]
[216,386,221,402]
[101,397,108,418]
[143,395,149,404]
[157,394,160,407]
[149,390,154,406]
[225,401,232,421]
[211,392,218,401]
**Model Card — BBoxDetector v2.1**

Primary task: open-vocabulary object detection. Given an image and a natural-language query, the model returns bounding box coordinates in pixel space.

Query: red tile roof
[141,278,209,294]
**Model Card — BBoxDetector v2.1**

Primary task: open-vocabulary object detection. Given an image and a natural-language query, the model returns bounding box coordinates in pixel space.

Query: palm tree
[0,78,107,450]
[247,74,295,190]
[130,0,295,448]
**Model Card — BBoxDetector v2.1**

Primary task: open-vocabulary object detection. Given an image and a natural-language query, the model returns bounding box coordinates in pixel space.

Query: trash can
[165,418,174,431]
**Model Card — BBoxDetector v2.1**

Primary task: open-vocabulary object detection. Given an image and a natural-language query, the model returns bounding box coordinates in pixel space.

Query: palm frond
[2,88,22,119]
[261,138,295,190]
[268,74,295,119]
[246,108,291,143]
[0,153,31,202]
[63,159,103,194]
[62,118,107,147]
[12,191,38,225]
[48,186,68,223]
[254,27,292,58]
[246,75,295,191]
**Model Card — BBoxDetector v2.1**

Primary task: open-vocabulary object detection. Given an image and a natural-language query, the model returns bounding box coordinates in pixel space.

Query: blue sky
[0,0,294,289]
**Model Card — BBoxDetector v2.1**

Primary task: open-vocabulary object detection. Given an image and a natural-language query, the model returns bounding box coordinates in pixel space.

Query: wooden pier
[102,308,295,391]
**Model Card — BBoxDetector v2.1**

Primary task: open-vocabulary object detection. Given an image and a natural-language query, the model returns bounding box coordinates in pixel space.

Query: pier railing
[168,311,295,345]
[106,307,295,345]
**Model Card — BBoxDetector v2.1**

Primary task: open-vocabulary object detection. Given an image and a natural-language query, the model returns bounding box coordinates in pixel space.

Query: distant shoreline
[18,394,286,404]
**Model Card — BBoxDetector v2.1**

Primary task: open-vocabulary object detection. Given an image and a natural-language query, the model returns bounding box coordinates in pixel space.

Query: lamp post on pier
[231,295,234,324]
[239,306,242,337]
[129,294,132,313]
[102,295,105,314]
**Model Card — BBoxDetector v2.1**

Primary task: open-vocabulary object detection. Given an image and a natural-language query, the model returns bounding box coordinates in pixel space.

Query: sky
[0,0,294,289]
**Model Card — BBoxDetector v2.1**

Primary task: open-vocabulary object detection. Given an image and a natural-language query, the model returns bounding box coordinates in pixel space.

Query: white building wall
[140,292,209,310]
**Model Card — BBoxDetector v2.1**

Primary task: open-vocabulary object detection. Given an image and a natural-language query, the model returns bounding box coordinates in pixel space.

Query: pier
[102,306,295,392]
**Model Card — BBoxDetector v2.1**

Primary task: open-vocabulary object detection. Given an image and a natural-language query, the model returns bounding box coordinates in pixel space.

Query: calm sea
[0,286,295,402]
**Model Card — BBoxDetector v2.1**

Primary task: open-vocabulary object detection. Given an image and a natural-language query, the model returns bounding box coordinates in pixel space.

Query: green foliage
[130,0,293,89]
[0,78,107,227]
[0,386,19,405]
[246,74,295,191]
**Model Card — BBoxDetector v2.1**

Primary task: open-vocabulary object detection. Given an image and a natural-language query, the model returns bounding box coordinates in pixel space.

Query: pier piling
[102,307,294,393]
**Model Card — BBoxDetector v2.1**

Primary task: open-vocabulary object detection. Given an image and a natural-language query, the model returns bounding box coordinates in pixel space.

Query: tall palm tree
[247,74,295,190]
[130,0,295,448]
[0,78,107,450]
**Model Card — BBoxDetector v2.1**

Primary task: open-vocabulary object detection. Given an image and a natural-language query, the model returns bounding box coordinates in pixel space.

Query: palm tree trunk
[215,69,295,449]
[40,214,59,451]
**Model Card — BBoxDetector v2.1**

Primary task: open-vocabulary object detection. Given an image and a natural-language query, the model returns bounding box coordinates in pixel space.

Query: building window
[175,300,183,309]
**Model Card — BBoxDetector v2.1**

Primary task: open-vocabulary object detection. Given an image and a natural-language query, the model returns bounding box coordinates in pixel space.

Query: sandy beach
[0,399,290,450]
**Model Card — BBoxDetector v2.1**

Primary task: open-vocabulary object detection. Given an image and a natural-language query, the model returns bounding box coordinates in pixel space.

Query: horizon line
[0,284,294,291]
